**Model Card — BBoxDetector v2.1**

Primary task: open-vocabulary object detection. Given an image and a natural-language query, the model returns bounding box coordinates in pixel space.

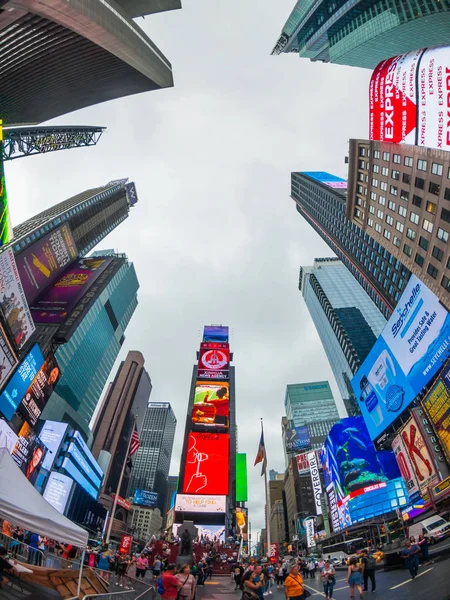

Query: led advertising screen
[61,457,98,500]
[308,451,323,515]
[196,524,225,540]
[236,453,248,502]
[0,344,44,421]
[197,343,229,380]
[43,472,73,514]
[175,493,226,513]
[18,353,60,426]
[285,425,311,452]
[72,430,103,480]
[0,121,12,247]
[0,322,18,391]
[67,442,102,489]
[30,257,113,324]
[0,418,18,453]
[203,326,229,343]
[133,489,158,508]
[422,364,450,463]
[236,507,248,540]
[392,433,422,504]
[351,275,450,440]
[192,381,229,430]
[39,421,69,471]
[11,421,47,486]
[369,47,450,150]
[16,224,77,305]
[182,432,229,495]
[302,171,347,189]
[0,248,35,349]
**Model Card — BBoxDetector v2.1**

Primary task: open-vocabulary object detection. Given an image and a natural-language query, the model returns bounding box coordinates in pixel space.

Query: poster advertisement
[236,507,248,540]
[120,535,133,554]
[43,472,73,514]
[18,353,60,426]
[16,224,77,304]
[422,366,450,463]
[197,343,229,380]
[308,451,323,515]
[30,257,112,324]
[11,421,47,486]
[192,381,229,430]
[296,451,311,474]
[369,47,450,149]
[285,425,311,452]
[0,248,35,348]
[39,420,69,471]
[268,543,279,562]
[182,432,229,495]
[175,494,226,513]
[133,489,158,508]
[352,275,450,440]
[0,322,17,391]
[305,519,316,548]
[392,433,421,503]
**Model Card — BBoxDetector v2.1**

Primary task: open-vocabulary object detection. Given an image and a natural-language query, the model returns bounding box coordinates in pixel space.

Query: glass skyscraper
[285,382,340,425]
[40,255,139,440]
[291,172,412,319]
[299,258,386,415]
[272,0,450,69]
[127,402,177,514]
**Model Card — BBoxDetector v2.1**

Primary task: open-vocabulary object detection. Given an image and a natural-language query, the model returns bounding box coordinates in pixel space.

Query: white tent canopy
[0,448,88,548]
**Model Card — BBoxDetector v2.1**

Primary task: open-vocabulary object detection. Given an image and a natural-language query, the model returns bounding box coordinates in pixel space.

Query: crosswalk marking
[389,567,433,589]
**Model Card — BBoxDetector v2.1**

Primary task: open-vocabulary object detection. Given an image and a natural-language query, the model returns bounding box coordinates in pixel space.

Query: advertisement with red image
[197,343,229,380]
[191,381,229,431]
[182,432,229,495]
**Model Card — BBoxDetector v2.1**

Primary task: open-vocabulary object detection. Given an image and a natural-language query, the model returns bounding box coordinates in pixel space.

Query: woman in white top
[320,561,336,600]
[176,564,196,600]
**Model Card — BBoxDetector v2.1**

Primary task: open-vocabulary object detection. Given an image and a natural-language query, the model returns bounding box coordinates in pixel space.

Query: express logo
[200,349,228,370]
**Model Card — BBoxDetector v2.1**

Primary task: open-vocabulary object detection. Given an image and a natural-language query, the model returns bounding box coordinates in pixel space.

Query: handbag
[304,590,311,598]
[176,575,191,600]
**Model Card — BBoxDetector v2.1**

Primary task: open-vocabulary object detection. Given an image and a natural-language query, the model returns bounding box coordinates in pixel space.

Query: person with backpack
[159,563,182,598]
[361,550,376,592]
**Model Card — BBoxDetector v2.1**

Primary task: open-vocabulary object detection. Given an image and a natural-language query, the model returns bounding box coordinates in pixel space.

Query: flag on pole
[129,426,140,457]
[254,425,267,476]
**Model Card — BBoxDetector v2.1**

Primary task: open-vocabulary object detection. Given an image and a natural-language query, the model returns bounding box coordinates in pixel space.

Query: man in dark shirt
[361,550,376,592]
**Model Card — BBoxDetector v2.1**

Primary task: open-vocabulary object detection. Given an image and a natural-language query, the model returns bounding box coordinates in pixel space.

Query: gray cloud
[5,0,371,536]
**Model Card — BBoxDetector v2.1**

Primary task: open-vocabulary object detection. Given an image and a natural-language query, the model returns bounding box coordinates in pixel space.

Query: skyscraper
[347,139,450,311]
[271,1,450,69]
[291,171,411,318]
[285,381,340,425]
[127,402,177,514]
[92,351,152,496]
[39,255,139,439]
[299,258,386,414]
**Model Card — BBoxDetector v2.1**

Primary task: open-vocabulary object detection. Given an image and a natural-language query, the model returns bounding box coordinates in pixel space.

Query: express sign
[369,46,450,150]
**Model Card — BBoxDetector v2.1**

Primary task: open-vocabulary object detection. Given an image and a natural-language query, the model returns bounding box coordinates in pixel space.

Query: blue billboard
[302,171,347,189]
[0,344,44,421]
[352,275,450,441]
[62,457,98,500]
[203,326,229,343]
[285,425,311,452]
[133,489,158,508]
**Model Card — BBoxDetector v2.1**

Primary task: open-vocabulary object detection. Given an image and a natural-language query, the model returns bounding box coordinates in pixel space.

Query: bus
[321,537,366,564]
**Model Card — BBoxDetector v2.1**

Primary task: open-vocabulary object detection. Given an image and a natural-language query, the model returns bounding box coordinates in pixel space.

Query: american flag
[254,425,267,476]
[129,426,140,457]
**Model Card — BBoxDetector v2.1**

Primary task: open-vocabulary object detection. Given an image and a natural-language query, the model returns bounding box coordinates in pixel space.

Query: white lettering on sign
[308,451,323,515]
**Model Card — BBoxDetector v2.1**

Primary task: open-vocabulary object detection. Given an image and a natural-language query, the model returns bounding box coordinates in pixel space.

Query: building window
[393,154,401,164]
[393,236,401,247]
[392,169,400,180]
[373,150,380,159]
[419,236,429,251]
[390,185,398,196]
[381,181,388,191]
[369,205,375,214]
[372,164,380,173]
[432,246,444,261]
[406,228,416,240]
[426,201,437,214]
[427,263,438,279]
[398,206,407,217]
[437,227,449,243]
[382,166,389,176]
[396,221,404,233]
[357,184,363,193]
[415,177,425,189]
[412,194,422,208]
[432,162,443,176]
[372,178,379,187]
[410,212,419,225]
[400,189,409,201]
[429,182,441,196]
[403,244,413,257]
[386,215,394,226]
[442,275,450,292]
[445,188,450,201]
[367,218,374,227]
[359,159,365,168]
[415,253,425,267]
[358,172,365,182]
[375,223,382,233]
[423,219,434,233]
[417,159,428,171]
[384,229,391,240]
[370,191,377,200]
[379,195,386,206]
[359,147,366,156]
[441,208,450,224]
[402,173,411,185]
[404,156,413,167]
[388,200,396,211]
[383,152,390,161]
[377,209,384,219]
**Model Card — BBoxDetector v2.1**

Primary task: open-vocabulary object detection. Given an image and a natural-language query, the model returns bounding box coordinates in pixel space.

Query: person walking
[347,557,363,599]
[160,563,183,600]
[197,561,206,586]
[176,564,196,600]
[417,534,432,566]
[400,540,420,579]
[283,564,305,600]
[98,546,112,583]
[307,560,315,579]
[361,550,376,593]
[276,563,284,588]
[320,560,336,600]
[125,554,137,589]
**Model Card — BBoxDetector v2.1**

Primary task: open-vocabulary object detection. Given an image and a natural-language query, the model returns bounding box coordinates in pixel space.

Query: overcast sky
[6,0,372,536]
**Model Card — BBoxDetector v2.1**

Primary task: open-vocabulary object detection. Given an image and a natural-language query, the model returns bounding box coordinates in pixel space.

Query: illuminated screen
[175,493,226,513]
[43,472,73,514]
[62,457,98,500]
[422,364,450,463]
[236,453,248,502]
[67,442,102,489]
[203,326,229,343]
[302,171,347,189]
[196,524,225,539]
[182,432,229,495]
[236,507,248,539]
[39,421,69,471]
[192,381,229,430]
[351,275,450,440]
[197,343,229,380]
[19,353,60,426]
[133,489,158,508]
[285,425,311,452]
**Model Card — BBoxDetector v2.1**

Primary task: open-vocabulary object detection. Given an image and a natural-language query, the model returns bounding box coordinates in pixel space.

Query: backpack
[157,575,165,595]
[366,556,376,570]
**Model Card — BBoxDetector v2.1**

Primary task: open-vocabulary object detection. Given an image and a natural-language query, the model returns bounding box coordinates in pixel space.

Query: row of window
[359,147,450,178]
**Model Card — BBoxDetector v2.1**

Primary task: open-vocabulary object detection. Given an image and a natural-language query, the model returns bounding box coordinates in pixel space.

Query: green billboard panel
[236,452,248,502]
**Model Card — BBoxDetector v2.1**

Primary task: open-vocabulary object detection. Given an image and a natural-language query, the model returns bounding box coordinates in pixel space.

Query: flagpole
[105,418,136,545]
[262,419,271,558]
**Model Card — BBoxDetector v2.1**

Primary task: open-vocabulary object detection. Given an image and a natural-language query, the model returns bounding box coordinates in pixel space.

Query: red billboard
[182,432,229,495]
[120,535,133,554]
[369,47,450,149]
[197,342,229,380]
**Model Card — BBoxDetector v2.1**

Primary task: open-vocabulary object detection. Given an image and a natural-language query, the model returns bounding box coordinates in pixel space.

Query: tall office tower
[127,402,177,513]
[291,171,411,318]
[0,0,180,124]
[299,258,386,415]
[91,351,152,496]
[11,180,137,259]
[347,139,450,312]
[39,255,139,440]
[285,382,339,424]
[271,1,450,69]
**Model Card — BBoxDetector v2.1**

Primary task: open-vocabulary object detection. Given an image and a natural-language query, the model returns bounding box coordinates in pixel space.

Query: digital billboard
[302,171,347,189]
[369,47,450,150]
[43,472,73,514]
[0,248,35,348]
[0,322,18,391]
[308,451,323,515]
[0,418,18,453]
[192,381,229,430]
[392,432,422,504]
[422,364,450,463]
[236,453,248,502]
[39,420,69,471]
[351,275,450,440]
[203,326,229,343]
[133,489,158,508]
[61,457,98,500]
[197,343,229,380]
[67,442,102,489]
[285,425,311,452]
[236,507,248,540]
[16,224,77,304]
[30,257,113,324]
[72,430,103,480]
[195,524,225,540]
[19,353,60,426]
[11,421,47,486]
[175,493,226,513]
[0,121,12,247]
[182,432,229,495]
[0,344,45,421]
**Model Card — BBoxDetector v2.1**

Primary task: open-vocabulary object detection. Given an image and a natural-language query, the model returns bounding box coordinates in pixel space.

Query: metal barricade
[0,532,45,566]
